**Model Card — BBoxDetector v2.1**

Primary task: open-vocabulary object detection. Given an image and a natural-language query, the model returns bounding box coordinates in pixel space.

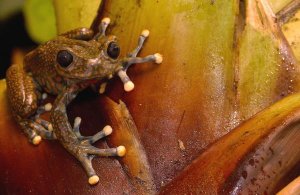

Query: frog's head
[55,18,162,92]
[54,33,122,81]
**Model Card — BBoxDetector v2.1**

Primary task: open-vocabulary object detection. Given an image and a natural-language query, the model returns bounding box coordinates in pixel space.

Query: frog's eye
[57,50,73,68]
[107,42,120,59]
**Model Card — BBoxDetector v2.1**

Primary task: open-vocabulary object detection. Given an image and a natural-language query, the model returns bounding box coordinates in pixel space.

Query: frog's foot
[72,117,113,143]
[98,82,107,94]
[126,29,163,63]
[72,117,126,185]
[118,29,163,92]
[31,102,56,141]
[118,53,162,92]
[18,118,56,145]
[78,145,126,185]
[34,118,55,136]
[17,101,56,144]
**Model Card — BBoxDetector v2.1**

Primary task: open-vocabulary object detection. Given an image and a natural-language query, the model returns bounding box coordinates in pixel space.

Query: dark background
[0,13,36,79]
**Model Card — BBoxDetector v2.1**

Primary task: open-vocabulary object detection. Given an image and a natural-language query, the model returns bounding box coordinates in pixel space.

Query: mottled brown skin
[6,20,160,184]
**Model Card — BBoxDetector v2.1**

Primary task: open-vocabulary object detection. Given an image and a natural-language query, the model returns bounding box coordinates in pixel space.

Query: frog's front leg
[51,87,126,185]
[6,64,56,144]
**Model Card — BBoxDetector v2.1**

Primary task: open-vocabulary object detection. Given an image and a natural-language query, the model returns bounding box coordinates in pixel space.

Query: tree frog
[6,18,162,185]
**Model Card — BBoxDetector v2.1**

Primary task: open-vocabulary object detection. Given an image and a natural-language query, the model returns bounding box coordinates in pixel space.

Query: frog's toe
[36,103,52,116]
[87,125,113,144]
[72,118,114,143]
[18,118,55,144]
[88,175,100,185]
[154,53,163,64]
[41,93,48,100]
[75,144,126,159]
[48,124,53,131]
[86,146,126,157]
[44,103,52,111]
[141,29,150,38]
[103,125,113,136]
[98,82,107,94]
[32,119,56,140]
[35,118,53,131]
[127,29,149,58]
[117,70,135,92]
[32,135,42,145]
[101,17,110,25]
[94,17,110,38]
[117,145,126,157]
[73,116,83,138]
[124,81,135,92]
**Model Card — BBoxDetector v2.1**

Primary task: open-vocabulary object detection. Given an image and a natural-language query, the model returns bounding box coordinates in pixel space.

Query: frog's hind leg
[6,64,55,144]
[51,87,126,185]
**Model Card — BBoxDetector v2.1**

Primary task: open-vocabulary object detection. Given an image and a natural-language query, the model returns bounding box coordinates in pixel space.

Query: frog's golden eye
[57,50,73,68]
[107,42,120,59]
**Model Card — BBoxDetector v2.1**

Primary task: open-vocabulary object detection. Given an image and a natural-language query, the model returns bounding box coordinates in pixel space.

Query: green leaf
[53,0,102,34]
[23,0,56,43]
